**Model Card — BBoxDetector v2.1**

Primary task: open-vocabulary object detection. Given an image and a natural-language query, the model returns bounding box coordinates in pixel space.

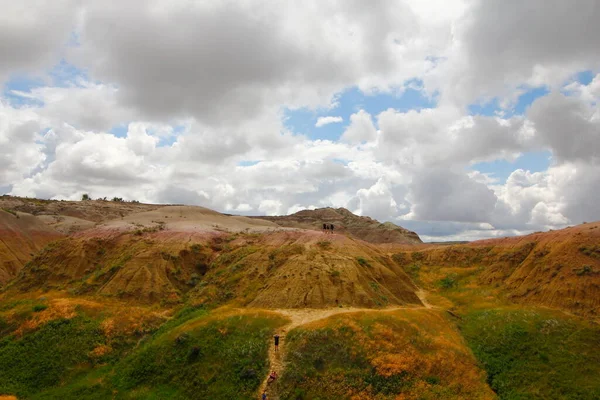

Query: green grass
[276,326,394,399]
[356,257,371,268]
[23,310,286,399]
[460,308,600,399]
[276,313,489,400]
[438,274,458,289]
[113,313,286,399]
[0,317,110,398]
[32,304,48,312]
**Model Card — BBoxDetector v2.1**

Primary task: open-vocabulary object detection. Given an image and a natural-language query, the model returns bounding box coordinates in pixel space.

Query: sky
[0,0,599,241]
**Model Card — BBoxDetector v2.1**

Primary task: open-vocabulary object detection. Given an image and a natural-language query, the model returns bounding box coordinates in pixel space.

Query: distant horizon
[3,193,587,243]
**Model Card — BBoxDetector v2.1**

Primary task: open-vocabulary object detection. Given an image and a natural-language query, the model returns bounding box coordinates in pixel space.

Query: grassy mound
[275,309,493,400]
[0,316,109,398]
[461,308,600,399]
[27,308,286,399]
[112,311,286,399]
[0,298,286,400]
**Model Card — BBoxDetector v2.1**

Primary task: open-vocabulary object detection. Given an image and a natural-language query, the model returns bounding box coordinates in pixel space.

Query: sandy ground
[98,205,284,233]
[36,214,96,234]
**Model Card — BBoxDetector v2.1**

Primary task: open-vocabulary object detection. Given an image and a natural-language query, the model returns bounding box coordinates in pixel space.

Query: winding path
[257,290,433,399]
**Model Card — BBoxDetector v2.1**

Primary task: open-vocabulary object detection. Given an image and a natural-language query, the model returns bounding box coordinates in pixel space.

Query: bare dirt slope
[0,196,160,222]
[393,221,600,317]
[12,213,422,308]
[98,205,279,233]
[0,210,64,285]
[0,195,162,234]
[252,207,422,244]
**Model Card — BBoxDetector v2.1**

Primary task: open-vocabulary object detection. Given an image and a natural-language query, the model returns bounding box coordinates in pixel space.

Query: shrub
[575,265,593,276]
[579,245,600,259]
[32,304,48,312]
[356,257,371,268]
[81,193,90,201]
[438,274,457,289]
[392,253,408,265]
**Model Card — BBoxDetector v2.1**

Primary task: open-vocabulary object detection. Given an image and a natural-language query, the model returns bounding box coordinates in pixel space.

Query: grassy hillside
[0,299,287,399]
[387,249,600,400]
[391,222,600,317]
[461,308,600,399]
[274,309,494,400]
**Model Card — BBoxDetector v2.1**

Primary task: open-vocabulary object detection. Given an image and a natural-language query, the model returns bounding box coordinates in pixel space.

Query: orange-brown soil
[393,221,600,317]
[12,227,422,308]
[0,210,64,285]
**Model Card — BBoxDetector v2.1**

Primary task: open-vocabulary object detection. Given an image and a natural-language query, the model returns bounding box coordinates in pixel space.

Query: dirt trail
[416,288,433,309]
[257,291,433,399]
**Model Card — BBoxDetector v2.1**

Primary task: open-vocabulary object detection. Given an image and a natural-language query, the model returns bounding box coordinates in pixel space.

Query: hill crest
[251,207,422,245]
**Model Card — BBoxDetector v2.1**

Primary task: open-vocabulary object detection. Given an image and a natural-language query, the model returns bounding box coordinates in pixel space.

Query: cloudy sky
[1,0,599,241]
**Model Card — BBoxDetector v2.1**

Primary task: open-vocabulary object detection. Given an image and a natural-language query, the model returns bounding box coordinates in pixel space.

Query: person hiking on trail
[274,334,280,351]
[322,223,327,233]
[267,370,278,383]
[330,223,335,234]
[262,391,268,400]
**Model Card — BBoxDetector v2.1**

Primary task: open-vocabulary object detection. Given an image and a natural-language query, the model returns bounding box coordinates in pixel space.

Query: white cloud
[258,199,283,216]
[425,0,600,107]
[72,0,444,126]
[315,116,343,127]
[354,178,400,221]
[0,101,45,187]
[528,91,600,163]
[2,1,600,241]
[341,110,377,144]
[0,0,79,83]
[10,82,135,132]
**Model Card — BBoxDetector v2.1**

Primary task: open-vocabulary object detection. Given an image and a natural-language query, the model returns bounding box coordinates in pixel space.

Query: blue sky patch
[48,59,89,87]
[109,123,129,138]
[283,83,436,141]
[467,97,499,117]
[238,160,261,167]
[2,75,46,107]
[575,70,595,85]
[3,59,89,107]
[158,135,178,147]
[470,150,552,183]
[468,86,549,117]
[512,86,549,115]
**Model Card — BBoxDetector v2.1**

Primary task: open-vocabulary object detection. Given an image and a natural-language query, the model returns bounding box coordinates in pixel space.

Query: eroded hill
[392,221,600,317]
[4,205,420,308]
[0,210,63,285]
[252,207,422,244]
